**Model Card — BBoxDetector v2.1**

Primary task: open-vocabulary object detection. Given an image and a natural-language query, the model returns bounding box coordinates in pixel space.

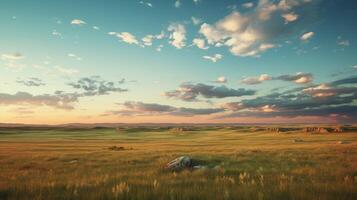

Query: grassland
[0,126,356,200]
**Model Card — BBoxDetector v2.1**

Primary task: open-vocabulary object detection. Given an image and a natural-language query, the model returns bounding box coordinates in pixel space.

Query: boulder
[166,156,192,171]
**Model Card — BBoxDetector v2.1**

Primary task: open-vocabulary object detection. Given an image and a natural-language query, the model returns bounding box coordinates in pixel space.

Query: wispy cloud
[68,53,82,61]
[107,101,224,117]
[71,19,86,26]
[1,53,25,69]
[191,17,202,25]
[139,1,153,8]
[241,72,313,85]
[203,54,222,62]
[300,31,314,41]
[109,32,139,45]
[16,77,45,87]
[0,91,79,110]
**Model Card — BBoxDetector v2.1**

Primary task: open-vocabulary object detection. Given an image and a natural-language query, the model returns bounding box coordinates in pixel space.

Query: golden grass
[0,127,356,199]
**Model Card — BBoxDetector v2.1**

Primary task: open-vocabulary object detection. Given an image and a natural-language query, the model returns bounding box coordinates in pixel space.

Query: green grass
[0,126,356,200]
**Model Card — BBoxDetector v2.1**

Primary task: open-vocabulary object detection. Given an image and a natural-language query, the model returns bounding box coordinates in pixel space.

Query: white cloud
[193,0,201,4]
[203,54,223,62]
[142,32,165,46]
[92,26,100,30]
[303,84,335,97]
[142,35,154,46]
[156,44,164,52]
[192,38,208,49]
[242,2,254,8]
[281,12,298,24]
[300,31,314,41]
[67,53,82,61]
[198,0,313,57]
[139,1,153,7]
[191,17,202,25]
[337,40,350,47]
[53,66,79,76]
[175,0,181,8]
[155,31,165,39]
[109,32,139,45]
[1,53,24,61]
[215,76,227,83]
[168,23,186,49]
[52,30,62,37]
[241,74,271,85]
[71,19,86,25]
[1,53,25,69]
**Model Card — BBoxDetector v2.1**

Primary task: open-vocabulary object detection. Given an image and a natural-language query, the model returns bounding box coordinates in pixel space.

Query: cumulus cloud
[275,72,313,84]
[281,12,298,24]
[214,76,227,84]
[192,38,208,49]
[241,74,271,85]
[71,19,86,25]
[199,0,315,57]
[300,31,314,41]
[68,76,127,96]
[168,23,186,49]
[203,54,223,62]
[109,32,139,45]
[218,76,357,121]
[164,83,255,101]
[108,101,224,117]
[0,91,79,110]
[92,26,100,30]
[16,77,45,87]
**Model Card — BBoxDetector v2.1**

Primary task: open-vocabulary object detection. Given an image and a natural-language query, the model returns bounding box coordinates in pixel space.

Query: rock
[337,141,350,144]
[166,156,192,171]
[108,146,125,151]
[292,138,304,143]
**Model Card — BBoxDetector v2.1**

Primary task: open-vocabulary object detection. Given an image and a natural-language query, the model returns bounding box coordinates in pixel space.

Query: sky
[0,0,356,124]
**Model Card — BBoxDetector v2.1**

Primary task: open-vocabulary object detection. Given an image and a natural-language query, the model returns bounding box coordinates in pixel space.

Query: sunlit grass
[0,126,356,199]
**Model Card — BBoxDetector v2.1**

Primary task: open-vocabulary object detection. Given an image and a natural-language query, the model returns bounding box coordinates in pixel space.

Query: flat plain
[0,126,356,200]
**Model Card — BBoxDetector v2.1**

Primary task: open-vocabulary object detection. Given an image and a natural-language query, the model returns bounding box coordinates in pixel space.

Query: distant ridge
[0,122,352,128]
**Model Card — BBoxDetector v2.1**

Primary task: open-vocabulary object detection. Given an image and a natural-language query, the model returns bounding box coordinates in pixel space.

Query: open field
[0,126,356,200]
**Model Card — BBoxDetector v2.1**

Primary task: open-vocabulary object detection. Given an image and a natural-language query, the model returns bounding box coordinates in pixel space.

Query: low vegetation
[0,125,356,200]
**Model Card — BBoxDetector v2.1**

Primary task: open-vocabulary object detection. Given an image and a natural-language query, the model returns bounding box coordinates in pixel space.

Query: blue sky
[0,0,356,124]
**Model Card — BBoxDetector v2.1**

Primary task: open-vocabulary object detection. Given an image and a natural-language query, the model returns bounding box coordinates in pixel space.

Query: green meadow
[0,126,356,200]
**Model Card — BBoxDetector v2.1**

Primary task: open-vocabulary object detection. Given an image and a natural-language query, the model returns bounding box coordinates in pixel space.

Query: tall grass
[0,127,356,199]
